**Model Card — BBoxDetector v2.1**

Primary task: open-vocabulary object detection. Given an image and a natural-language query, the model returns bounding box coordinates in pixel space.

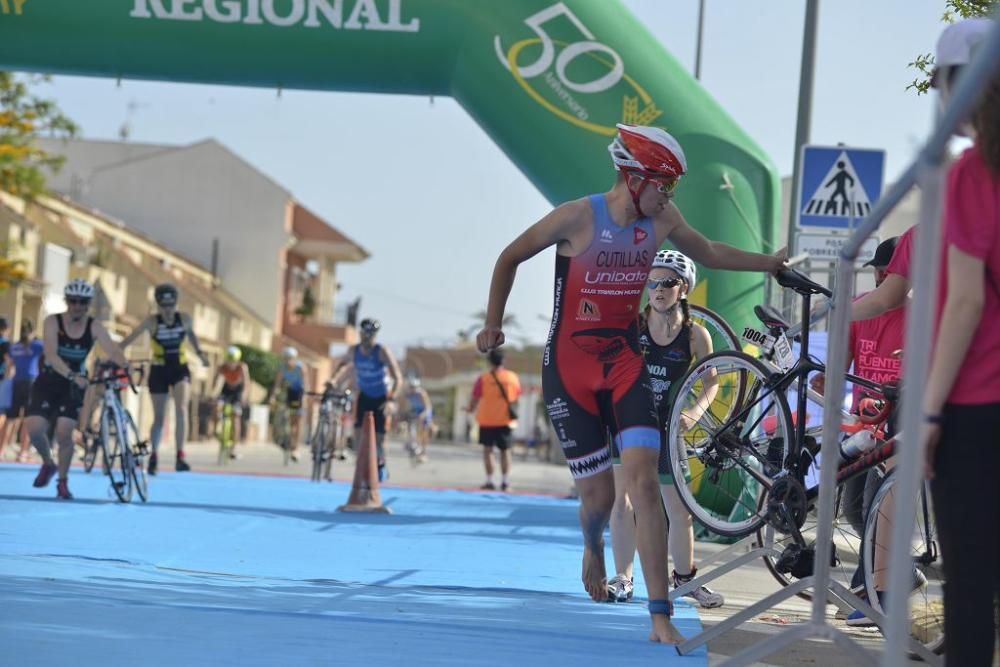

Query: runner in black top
[606,250,724,608]
[26,279,129,499]
[122,283,208,474]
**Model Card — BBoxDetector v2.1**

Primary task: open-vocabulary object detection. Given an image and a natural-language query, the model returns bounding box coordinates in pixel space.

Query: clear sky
[31,0,947,351]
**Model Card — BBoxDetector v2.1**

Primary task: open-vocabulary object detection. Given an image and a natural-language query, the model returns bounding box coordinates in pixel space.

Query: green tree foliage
[294,284,317,318]
[0,72,78,199]
[236,344,280,399]
[908,0,999,94]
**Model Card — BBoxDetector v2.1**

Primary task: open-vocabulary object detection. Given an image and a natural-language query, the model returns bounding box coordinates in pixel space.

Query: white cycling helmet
[282,346,298,359]
[64,279,95,299]
[652,250,696,292]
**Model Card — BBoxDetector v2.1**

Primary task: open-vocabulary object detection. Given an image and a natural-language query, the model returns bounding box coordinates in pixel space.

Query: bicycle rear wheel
[667,351,793,537]
[757,485,864,602]
[310,419,329,482]
[863,473,945,654]
[689,304,741,352]
[102,408,132,503]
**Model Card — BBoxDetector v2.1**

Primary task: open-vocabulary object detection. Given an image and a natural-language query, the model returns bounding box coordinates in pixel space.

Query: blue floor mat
[0,464,707,666]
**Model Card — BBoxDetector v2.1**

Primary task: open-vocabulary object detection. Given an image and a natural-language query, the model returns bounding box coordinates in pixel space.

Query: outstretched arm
[120,316,153,349]
[380,346,403,398]
[330,351,354,387]
[667,212,786,273]
[849,273,908,321]
[182,313,210,365]
[93,321,129,368]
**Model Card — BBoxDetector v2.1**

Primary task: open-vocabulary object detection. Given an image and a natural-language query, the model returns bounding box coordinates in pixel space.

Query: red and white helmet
[608,124,687,178]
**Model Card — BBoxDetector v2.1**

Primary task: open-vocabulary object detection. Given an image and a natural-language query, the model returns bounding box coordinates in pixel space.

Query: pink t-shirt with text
[888,147,1000,404]
[849,301,905,411]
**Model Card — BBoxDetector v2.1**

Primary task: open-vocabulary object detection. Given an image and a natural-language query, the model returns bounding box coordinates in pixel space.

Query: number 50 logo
[494,3,624,94]
[494,2,660,135]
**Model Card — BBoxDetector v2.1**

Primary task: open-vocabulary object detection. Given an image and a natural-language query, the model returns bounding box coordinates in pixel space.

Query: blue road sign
[797,145,885,229]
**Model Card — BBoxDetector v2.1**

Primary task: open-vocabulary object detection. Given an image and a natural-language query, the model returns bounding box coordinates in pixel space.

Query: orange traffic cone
[337,411,391,514]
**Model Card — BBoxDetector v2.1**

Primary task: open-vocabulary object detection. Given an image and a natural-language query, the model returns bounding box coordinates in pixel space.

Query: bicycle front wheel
[217,406,233,465]
[126,413,148,503]
[323,419,339,481]
[863,472,945,654]
[82,431,98,473]
[689,304,741,353]
[310,419,329,483]
[667,351,793,537]
[102,408,132,503]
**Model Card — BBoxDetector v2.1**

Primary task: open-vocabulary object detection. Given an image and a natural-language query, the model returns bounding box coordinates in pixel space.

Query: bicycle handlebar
[89,361,144,394]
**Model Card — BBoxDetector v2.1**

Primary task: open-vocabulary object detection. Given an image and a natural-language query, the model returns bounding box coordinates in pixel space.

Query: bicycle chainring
[765,477,808,535]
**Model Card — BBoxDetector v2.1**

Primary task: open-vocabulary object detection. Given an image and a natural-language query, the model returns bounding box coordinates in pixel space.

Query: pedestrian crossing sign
[796,145,885,229]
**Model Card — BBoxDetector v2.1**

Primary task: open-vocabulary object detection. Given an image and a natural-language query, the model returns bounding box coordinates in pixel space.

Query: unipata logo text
[130,0,420,32]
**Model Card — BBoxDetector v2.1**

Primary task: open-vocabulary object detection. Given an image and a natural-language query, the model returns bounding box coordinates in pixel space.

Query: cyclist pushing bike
[26,279,130,499]
[214,345,249,460]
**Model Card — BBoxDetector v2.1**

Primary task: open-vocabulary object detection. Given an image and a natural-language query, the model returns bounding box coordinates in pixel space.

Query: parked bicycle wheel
[862,472,945,654]
[667,350,793,537]
[689,304,741,352]
[102,407,132,503]
[310,417,329,483]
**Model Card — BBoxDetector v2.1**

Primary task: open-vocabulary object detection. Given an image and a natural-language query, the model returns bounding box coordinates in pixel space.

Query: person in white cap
[917,17,1000,666]
[475,124,786,645]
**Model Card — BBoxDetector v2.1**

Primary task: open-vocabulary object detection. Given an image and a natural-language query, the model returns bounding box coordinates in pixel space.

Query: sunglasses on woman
[647,277,682,290]
[66,298,91,306]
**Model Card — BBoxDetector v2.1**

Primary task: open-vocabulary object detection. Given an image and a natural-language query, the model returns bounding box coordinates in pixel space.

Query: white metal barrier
[712,14,1000,667]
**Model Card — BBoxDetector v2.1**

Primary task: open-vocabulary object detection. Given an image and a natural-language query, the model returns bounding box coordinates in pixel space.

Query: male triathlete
[476,124,785,643]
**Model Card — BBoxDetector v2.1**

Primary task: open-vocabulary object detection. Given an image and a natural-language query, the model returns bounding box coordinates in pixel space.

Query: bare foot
[581,544,608,602]
[648,615,685,644]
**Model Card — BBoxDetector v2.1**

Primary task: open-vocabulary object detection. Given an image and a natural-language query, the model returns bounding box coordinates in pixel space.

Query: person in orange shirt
[466,349,520,491]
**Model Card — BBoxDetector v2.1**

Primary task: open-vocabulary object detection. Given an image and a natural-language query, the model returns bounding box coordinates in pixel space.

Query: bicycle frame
[707,286,888,496]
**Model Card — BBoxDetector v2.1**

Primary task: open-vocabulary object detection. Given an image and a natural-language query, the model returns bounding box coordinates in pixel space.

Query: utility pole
[784,0,820,310]
[694,0,706,80]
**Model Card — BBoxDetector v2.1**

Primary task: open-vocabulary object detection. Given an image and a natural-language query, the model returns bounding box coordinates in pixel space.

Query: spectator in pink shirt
[924,19,999,665]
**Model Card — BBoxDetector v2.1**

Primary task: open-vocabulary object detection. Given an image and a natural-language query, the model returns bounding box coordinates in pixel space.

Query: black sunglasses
[646,278,682,290]
[66,298,91,306]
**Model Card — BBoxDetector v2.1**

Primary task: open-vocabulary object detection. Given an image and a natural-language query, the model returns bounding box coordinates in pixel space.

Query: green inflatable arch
[0,0,779,324]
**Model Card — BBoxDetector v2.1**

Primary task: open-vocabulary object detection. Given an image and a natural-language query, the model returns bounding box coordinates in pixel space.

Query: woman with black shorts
[122,283,208,474]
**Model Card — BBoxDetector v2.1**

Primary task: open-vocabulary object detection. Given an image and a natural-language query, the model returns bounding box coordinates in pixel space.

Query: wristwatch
[67,371,77,382]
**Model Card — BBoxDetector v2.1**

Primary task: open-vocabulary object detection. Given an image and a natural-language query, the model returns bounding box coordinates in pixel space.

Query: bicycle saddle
[754,304,791,332]
[775,269,832,297]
